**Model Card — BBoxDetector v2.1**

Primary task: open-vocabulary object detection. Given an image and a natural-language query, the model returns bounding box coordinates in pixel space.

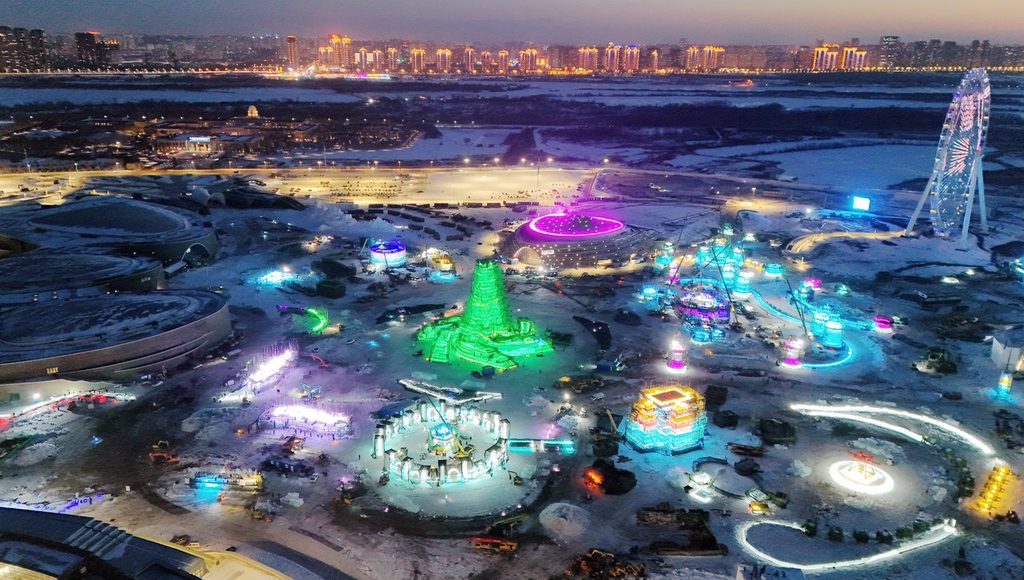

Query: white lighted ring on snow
[828,460,895,495]
[790,403,994,455]
[736,520,958,572]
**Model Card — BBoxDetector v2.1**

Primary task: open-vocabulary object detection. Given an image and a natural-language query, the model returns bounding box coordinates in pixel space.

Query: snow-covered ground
[3,137,1024,579]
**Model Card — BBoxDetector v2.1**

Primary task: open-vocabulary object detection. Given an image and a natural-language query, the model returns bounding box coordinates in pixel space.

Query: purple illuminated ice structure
[525,212,624,239]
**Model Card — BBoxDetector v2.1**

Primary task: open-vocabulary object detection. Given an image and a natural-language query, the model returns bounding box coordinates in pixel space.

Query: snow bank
[787,460,812,478]
[848,437,904,465]
[7,441,60,467]
[539,502,590,540]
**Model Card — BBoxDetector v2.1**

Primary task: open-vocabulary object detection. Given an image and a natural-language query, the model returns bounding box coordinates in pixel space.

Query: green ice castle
[417,259,553,370]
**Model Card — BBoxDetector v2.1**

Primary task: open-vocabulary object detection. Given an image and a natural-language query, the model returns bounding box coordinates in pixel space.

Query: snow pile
[556,415,579,430]
[539,502,590,540]
[787,460,812,478]
[648,567,733,580]
[281,492,303,507]
[7,441,60,467]
[848,437,904,464]
[843,496,875,510]
[525,395,551,407]
[181,408,247,441]
[928,485,948,503]
[665,467,690,490]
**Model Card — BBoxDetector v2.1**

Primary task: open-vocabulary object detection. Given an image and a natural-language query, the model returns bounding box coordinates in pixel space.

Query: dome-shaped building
[498,210,658,270]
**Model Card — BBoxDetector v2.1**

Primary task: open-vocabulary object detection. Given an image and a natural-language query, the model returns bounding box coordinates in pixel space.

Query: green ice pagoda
[417,259,553,370]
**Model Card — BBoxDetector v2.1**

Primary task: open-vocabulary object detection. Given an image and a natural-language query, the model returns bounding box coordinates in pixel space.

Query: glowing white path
[790,403,994,455]
[737,520,958,572]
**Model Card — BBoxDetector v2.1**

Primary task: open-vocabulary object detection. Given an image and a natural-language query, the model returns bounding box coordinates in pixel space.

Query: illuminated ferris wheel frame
[906,68,991,248]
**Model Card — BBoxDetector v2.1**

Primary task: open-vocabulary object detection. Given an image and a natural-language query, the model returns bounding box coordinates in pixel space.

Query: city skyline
[3,0,1023,45]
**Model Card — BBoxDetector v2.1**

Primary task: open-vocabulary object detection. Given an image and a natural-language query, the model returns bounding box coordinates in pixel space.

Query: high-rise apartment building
[0,26,47,72]
[702,46,724,70]
[329,34,342,67]
[685,46,701,70]
[841,45,866,69]
[75,31,118,67]
[436,48,452,73]
[497,50,509,73]
[386,46,398,71]
[285,35,297,68]
[578,46,599,70]
[520,48,538,72]
[647,48,659,72]
[463,47,475,73]
[410,48,425,72]
[356,47,368,71]
[878,35,901,68]
[479,50,491,73]
[603,43,620,72]
[813,44,839,70]
[340,36,352,69]
[622,44,640,72]
[371,49,383,71]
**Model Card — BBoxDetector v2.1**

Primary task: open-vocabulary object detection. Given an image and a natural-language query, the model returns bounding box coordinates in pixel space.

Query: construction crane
[604,408,620,439]
[425,397,473,458]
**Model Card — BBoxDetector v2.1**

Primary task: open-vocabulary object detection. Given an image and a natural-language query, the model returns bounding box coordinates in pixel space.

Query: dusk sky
[3,0,1022,44]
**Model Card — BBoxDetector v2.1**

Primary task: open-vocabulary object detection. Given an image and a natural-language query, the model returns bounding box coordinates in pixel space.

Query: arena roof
[0,290,226,363]
[0,252,162,292]
[27,196,193,237]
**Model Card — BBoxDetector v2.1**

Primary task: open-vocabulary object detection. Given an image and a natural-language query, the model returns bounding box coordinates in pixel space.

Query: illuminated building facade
[603,43,620,71]
[386,46,398,71]
[520,48,538,72]
[686,45,702,70]
[623,44,640,72]
[879,35,902,68]
[464,47,475,72]
[648,48,659,72]
[813,44,839,70]
[286,35,297,68]
[417,259,552,370]
[479,50,491,72]
[340,35,352,68]
[578,46,599,70]
[497,49,509,73]
[436,48,452,72]
[842,46,867,69]
[410,48,425,72]
[702,46,724,70]
[622,385,707,454]
[329,34,341,67]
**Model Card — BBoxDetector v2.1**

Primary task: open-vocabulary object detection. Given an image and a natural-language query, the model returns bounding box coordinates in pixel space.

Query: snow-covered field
[2,73,1024,580]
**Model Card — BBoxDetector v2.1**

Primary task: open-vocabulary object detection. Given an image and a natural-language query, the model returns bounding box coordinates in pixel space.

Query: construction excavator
[148,441,179,465]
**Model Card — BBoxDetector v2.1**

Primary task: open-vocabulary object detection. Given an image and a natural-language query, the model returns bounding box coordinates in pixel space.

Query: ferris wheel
[905,68,991,247]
